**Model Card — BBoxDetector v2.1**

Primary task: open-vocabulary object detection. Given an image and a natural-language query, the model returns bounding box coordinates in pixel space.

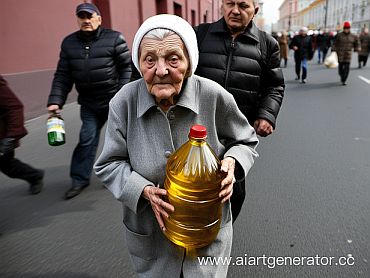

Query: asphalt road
[1,53,369,277]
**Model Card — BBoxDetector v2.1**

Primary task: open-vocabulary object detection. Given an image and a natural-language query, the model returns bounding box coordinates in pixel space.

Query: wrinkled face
[77,12,102,31]
[139,34,190,110]
[222,0,257,34]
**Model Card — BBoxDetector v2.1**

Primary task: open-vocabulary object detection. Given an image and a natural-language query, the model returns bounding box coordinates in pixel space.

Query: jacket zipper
[225,38,236,88]
[84,45,90,85]
[84,45,90,59]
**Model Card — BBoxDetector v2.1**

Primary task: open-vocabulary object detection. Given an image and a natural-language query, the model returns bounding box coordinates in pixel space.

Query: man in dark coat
[194,0,285,221]
[0,75,44,194]
[289,26,314,83]
[358,27,370,68]
[47,3,131,199]
[316,30,332,64]
[332,21,360,85]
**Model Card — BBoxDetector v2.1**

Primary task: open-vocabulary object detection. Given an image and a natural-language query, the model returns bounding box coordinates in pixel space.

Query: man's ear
[254,7,259,15]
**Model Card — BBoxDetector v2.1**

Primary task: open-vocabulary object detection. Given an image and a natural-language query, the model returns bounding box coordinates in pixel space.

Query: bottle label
[47,117,65,134]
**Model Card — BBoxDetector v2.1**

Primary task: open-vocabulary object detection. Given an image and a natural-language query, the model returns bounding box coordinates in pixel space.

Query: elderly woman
[94,14,258,277]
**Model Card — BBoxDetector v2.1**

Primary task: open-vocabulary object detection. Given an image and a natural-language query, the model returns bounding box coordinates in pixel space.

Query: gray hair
[139,28,177,60]
[143,28,176,41]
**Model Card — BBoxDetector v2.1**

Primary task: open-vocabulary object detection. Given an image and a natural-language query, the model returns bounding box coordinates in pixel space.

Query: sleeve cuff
[125,171,154,214]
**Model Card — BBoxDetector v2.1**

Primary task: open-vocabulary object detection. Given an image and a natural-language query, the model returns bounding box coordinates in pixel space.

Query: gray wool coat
[94,75,258,278]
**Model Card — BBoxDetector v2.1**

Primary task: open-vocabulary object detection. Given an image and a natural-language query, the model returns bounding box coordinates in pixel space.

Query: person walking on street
[194,0,285,221]
[278,31,289,67]
[47,3,131,199]
[358,27,370,68]
[316,30,331,64]
[0,75,44,194]
[289,27,314,84]
[332,21,360,85]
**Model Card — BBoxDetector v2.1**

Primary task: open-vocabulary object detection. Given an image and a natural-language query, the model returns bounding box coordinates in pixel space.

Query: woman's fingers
[219,181,234,203]
[220,157,235,188]
[220,157,236,202]
[152,206,166,231]
[145,185,175,231]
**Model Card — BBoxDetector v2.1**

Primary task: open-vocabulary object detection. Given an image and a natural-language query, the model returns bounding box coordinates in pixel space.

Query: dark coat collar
[78,26,102,42]
[210,18,260,43]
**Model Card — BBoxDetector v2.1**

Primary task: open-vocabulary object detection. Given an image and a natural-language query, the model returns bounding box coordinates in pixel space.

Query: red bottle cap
[189,125,207,139]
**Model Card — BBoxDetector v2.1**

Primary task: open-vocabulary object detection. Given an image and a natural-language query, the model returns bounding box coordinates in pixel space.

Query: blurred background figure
[358,27,370,68]
[289,27,314,84]
[0,75,44,194]
[316,29,332,64]
[332,21,360,85]
[278,31,289,67]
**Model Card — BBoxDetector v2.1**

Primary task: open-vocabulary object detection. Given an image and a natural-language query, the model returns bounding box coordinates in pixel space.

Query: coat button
[164,151,172,158]
[168,111,175,120]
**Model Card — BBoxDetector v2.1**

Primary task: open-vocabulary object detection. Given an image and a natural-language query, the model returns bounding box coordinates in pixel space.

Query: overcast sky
[262,0,284,25]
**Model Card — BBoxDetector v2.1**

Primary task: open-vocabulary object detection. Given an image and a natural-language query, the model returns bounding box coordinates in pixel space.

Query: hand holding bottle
[220,157,236,203]
[142,185,175,231]
[47,104,61,114]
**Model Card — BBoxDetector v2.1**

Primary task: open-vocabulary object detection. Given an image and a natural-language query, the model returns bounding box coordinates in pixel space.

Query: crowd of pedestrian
[2,0,370,277]
[275,20,370,86]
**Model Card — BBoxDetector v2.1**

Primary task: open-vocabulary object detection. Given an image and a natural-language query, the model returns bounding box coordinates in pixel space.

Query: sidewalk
[4,70,77,120]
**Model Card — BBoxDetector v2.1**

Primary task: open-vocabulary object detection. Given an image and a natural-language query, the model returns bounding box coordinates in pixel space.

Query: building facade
[0,0,222,119]
[326,0,370,32]
[278,0,370,33]
[278,0,299,32]
[0,0,223,75]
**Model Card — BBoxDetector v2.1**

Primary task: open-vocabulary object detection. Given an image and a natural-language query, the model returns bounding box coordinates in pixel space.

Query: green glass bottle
[47,113,65,146]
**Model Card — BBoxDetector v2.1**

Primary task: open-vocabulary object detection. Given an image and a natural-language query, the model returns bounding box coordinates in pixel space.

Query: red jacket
[0,75,28,141]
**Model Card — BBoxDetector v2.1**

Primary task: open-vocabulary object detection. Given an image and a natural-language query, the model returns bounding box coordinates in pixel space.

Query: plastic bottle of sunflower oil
[163,124,224,249]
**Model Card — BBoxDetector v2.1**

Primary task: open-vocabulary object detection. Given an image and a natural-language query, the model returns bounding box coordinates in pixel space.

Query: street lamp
[289,0,293,31]
[324,0,329,29]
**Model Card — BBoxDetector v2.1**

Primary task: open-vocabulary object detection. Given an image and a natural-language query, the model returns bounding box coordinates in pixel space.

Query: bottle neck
[188,136,206,146]
[49,112,62,119]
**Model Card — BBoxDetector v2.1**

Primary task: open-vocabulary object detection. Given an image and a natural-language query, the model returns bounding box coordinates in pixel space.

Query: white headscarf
[132,14,199,76]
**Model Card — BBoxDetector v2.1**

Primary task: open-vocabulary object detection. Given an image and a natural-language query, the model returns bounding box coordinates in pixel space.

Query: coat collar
[137,76,199,118]
[210,18,260,43]
[78,26,102,42]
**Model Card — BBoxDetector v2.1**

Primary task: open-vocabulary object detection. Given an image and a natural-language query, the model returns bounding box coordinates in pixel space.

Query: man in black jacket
[289,26,313,84]
[47,3,131,199]
[195,0,285,221]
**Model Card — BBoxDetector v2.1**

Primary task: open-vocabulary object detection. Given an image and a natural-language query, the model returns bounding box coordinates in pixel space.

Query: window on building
[203,10,208,23]
[156,0,167,14]
[174,2,182,17]
[191,10,196,26]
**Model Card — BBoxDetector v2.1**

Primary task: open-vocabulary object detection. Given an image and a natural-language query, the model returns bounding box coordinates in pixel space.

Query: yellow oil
[163,136,224,249]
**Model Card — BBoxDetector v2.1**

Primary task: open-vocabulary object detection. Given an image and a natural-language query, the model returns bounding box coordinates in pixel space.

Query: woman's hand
[142,185,175,231]
[220,157,236,203]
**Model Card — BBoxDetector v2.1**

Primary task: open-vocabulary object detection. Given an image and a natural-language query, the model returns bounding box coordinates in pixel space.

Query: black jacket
[195,19,285,127]
[48,27,131,112]
[289,34,314,60]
